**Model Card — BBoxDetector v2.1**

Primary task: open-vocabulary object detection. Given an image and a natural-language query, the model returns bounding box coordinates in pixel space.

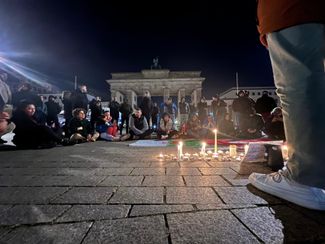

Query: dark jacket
[119,102,133,118]
[68,117,92,137]
[232,97,254,114]
[140,96,152,116]
[255,95,277,114]
[11,111,60,148]
[45,100,61,117]
[242,114,265,138]
[12,91,42,108]
[89,100,102,121]
[129,114,148,135]
[109,101,120,120]
[71,90,88,111]
[178,101,190,114]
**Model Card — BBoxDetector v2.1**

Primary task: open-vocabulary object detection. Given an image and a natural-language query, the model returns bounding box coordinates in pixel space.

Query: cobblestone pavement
[0,141,325,243]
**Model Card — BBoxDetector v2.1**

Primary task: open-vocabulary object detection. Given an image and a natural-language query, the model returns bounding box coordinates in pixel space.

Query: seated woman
[68,108,99,143]
[186,114,210,139]
[218,113,236,137]
[240,108,265,139]
[157,112,178,140]
[11,101,65,149]
[264,107,285,140]
[96,110,120,141]
[202,115,216,131]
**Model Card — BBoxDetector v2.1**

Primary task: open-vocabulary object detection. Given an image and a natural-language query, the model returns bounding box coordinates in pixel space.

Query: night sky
[0,0,274,99]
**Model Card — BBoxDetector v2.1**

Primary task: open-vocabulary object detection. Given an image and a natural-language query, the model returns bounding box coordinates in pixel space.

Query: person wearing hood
[255,91,277,121]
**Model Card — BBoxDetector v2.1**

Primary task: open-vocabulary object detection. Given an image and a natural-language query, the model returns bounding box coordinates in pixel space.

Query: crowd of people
[0,73,286,150]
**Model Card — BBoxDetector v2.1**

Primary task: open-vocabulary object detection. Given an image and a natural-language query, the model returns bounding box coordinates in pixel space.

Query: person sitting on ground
[218,113,236,137]
[121,107,152,141]
[68,108,99,143]
[186,114,209,139]
[240,107,265,139]
[11,101,68,149]
[202,115,216,131]
[96,110,120,141]
[264,107,285,140]
[157,112,179,140]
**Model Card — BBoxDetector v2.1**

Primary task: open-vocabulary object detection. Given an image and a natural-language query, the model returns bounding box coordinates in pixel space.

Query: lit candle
[229,145,237,157]
[282,145,289,161]
[158,153,164,160]
[178,141,183,161]
[213,129,218,154]
[244,144,249,154]
[201,142,206,156]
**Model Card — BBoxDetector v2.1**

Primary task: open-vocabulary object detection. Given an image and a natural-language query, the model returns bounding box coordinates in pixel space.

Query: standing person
[120,107,152,141]
[140,91,153,128]
[178,97,190,128]
[119,98,133,135]
[109,96,120,124]
[215,95,227,124]
[197,97,208,125]
[45,95,61,129]
[232,90,254,132]
[71,84,89,111]
[89,98,102,131]
[211,96,218,122]
[62,91,73,125]
[249,0,325,210]
[12,83,42,109]
[163,97,177,124]
[151,102,159,131]
[255,91,277,121]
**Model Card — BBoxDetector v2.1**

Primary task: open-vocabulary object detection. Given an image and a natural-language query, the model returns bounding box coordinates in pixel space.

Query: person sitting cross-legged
[68,108,99,143]
[96,110,120,141]
[157,112,179,140]
[121,107,152,141]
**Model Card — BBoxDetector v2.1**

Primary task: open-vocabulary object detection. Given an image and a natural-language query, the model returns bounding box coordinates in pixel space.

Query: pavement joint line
[211,186,226,204]
[106,187,118,204]
[163,187,167,204]
[140,176,146,185]
[192,204,198,211]
[128,168,136,175]
[181,176,187,186]
[79,221,94,244]
[220,174,234,187]
[48,186,73,203]
[163,214,173,244]
[52,204,74,223]
[126,205,134,218]
[95,175,110,186]
[229,209,264,243]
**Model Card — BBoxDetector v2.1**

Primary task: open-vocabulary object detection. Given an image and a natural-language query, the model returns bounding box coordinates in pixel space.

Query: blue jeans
[267,23,325,188]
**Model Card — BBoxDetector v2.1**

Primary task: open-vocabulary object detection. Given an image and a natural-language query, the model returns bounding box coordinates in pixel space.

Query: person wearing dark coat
[11,101,63,149]
[197,97,208,125]
[62,91,73,125]
[109,97,120,124]
[218,113,236,137]
[68,108,99,143]
[140,91,153,128]
[232,90,255,131]
[151,102,159,131]
[240,108,265,139]
[12,83,42,109]
[264,107,285,140]
[45,95,61,129]
[119,98,133,135]
[89,98,102,131]
[255,91,277,121]
[71,85,89,111]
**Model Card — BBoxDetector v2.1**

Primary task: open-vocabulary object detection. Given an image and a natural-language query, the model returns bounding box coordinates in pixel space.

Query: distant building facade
[106,69,205,110]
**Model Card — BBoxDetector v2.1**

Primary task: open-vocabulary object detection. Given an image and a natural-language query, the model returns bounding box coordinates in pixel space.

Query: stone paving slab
[130,204,194,217]
[183,176,230,187]
[93,167,134,176]
[166,187,222,204]
[51,187,115,204]
[109,187,164,204]
[0,205,70,226]
[0,222,91,244]
[99,176,144,186]
[232,206,325,243]
[56,205,130,222]
[131,168,165,176]
[166,167,202,175]
[82,215,169,244]
[167,210,259,244]
[199,167,237,175]
[196,203,256,210]
[142,176,185,186]
[25,175,106,186]
[0,187,69,204]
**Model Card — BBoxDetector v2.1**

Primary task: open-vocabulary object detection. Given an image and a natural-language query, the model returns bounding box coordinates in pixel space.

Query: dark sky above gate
[0,0,274,99]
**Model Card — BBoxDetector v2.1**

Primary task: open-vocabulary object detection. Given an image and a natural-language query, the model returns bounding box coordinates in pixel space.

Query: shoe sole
[249,174,325,211]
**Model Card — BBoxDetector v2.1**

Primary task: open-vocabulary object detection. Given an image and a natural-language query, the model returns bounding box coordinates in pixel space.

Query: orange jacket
[257,0,325,46]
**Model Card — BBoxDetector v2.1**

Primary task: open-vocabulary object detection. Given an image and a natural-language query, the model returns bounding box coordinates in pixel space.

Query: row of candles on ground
[158,129,249,161]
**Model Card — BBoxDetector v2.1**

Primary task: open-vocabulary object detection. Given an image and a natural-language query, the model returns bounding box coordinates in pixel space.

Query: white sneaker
[249,168,325,211]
